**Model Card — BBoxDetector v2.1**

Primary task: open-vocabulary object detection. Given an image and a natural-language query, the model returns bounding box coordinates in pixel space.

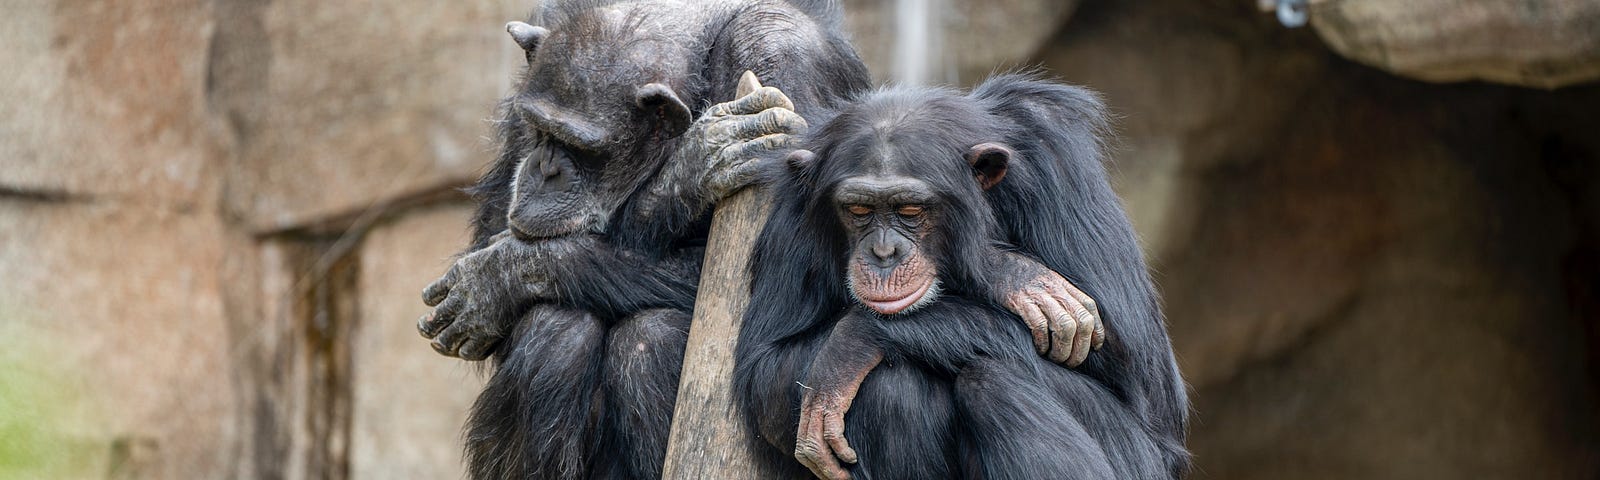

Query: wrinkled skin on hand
[647,72,808,209]
[795,314,881,480]
[416,232,593,360]
[992,251,1105,366]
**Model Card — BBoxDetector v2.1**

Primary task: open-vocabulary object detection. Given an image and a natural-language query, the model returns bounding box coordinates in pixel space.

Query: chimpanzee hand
[994,251,1105,367]
[671,71,809,201]
[795,314,882,480]
[416,232,586,360]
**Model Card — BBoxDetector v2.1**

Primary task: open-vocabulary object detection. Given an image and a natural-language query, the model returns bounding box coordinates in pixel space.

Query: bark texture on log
[1309,0,1600,89]
[660,187,774,479]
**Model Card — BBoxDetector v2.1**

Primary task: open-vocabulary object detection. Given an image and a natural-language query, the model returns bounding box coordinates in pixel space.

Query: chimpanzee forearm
[542,241,701,321]
[419,232,698,358]
[793,313,883,479]
[871,302,1040,377]
[738,332,826,452]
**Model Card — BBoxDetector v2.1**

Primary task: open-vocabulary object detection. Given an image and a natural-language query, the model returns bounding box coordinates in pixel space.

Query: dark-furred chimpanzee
[735,75,1190,479]
[415,1,1110,478]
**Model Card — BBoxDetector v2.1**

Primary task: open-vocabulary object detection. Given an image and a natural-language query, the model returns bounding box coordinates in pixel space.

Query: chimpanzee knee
[467,304,608,480]
[598,309,692,479]
[953,359,1115,480]
[841,364,958,480]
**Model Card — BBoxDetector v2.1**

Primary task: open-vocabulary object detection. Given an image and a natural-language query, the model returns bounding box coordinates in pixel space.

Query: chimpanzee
[415,1,1109,478]
[735,75,1190,479]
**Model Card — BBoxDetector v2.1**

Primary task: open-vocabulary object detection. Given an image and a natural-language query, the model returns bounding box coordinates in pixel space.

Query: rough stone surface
[1040,1,1600,477]
[210,0,525,232]
[0,202,235,479]
[0,0,526,478]
[0,0,221,208]
[1308,0,1600,89]
[351,205,485,479]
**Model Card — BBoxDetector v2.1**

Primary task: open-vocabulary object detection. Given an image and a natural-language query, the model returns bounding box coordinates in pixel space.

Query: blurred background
[2,0,1598,478]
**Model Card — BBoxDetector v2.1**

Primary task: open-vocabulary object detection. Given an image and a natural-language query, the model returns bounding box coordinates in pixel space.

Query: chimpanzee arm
[790,302,1054,480]
[418,233,698,360]
[542,239,701,319]
[793,312,882,480]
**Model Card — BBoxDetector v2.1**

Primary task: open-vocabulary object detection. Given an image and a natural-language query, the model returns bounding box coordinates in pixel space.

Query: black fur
[462,1,870,478]
[734,75,1190,478]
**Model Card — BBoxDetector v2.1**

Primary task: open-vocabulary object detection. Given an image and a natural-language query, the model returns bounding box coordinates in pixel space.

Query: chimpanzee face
[505,137,607,238]
[832,175,944,315]
[500,9,693,240]
[807,141,1013,315]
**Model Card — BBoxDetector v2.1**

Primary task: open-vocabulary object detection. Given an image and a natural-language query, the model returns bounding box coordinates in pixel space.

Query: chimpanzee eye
[846,205,872,216]
[897,205,924,217]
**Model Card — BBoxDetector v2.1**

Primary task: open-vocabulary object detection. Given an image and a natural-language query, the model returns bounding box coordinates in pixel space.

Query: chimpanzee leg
[597,308,692,479]
[466,304,607,480]
[953,359,1115,480]
[842,364,959,480]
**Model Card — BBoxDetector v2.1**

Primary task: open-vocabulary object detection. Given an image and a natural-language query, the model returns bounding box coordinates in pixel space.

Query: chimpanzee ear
[636,83,693,137]
[786,149,816,172]
[965,142,1012,190]
[505,22,549,62]
[786,149,818,187]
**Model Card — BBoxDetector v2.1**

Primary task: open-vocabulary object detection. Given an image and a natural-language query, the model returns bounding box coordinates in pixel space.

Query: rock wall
[1036,1,1600,478]
[0,0,517,477]
[1307,0,1600,89]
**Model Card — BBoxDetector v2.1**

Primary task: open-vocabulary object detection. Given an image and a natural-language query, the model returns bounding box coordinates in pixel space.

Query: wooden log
[660,72,778,479]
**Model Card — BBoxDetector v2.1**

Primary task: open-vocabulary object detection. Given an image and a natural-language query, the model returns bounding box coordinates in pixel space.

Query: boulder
[1308,0,1600,89]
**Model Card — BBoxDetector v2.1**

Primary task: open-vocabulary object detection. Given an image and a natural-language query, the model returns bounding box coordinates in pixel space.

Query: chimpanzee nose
[530,155,571,192]
[871,242,897,262]
[539,157,561,181]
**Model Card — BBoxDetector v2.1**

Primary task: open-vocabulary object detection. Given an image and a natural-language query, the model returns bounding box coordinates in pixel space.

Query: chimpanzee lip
[859,276,935,315]
[510,211,597,239]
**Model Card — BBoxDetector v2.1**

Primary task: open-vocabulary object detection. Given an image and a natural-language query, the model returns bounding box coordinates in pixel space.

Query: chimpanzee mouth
[856,276,940,315]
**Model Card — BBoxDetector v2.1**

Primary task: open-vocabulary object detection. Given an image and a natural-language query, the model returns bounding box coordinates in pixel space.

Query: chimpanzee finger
[422,267,461,307]
[805,443,850,480]
[795,425,830,479]
[1013,298,1050,354]
[1044,287,1095,366]
[797,400,851,479]
[708,86,796,117]
[417,296,464,339]
[823,410,857,464]
[714,107,807,141]
[1039,298,1076,365]
[457,337,496,361]
[715,134,795,168]
[1092,318,1106,350]
[707,135,794,196]
[1068,308,1095,367]
[1044,281,1101,350]
[431,324,466,357]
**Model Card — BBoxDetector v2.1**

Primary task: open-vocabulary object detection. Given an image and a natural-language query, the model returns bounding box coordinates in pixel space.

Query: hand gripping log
[660,71,779,479]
